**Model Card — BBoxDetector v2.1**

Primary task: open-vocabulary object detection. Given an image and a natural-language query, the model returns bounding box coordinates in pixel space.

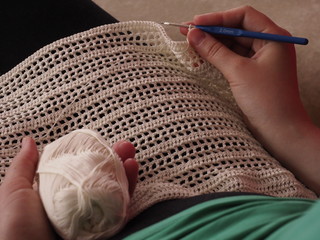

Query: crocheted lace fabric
[0,21,316,218]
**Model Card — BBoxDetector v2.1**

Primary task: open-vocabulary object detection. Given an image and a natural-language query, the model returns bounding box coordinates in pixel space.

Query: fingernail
[21,137,30,149]
[188,28,206,46]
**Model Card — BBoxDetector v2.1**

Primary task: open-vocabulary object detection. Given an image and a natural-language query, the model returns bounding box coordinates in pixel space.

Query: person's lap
[1,1,261,238]
[110,192,263,239]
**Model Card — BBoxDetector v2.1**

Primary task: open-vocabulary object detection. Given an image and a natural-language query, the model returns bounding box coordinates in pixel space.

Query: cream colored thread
[40,59,122,142]
[0,21,316,220]
[37,129,130,240]
[41,80,91,140]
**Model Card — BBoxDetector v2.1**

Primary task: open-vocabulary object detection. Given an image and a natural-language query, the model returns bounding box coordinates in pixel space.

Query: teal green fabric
[124,195,317,240]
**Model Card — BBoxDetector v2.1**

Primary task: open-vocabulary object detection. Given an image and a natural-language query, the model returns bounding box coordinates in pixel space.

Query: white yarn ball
[37,129,130,240]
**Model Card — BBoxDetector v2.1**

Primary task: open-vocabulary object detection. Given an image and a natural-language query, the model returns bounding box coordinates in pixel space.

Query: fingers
[194,6,281,34]
[2,137,39,189]
[179,21,194,36]
[187,28,245,78]
[113,140,138,196]
[193,6,282,50]
[184,6,293,78]
[123,159,139,196]
[113,140,136,162]
[182,6,288,58]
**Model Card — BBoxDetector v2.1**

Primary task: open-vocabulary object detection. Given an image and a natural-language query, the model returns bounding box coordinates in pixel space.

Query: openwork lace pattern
[0,21,316,218]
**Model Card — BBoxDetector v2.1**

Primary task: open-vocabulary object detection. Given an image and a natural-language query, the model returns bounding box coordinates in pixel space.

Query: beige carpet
[94,0,320,126]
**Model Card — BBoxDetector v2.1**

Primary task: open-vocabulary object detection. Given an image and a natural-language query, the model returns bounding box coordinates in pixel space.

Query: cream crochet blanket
[0,21,316,218]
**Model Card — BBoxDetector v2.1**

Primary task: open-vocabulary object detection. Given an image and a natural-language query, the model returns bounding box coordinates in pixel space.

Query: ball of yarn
[37,129,130,240]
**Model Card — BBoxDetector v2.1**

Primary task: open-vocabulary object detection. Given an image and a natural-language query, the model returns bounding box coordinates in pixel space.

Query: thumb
[3,137,39,189]
[187,28,243,76]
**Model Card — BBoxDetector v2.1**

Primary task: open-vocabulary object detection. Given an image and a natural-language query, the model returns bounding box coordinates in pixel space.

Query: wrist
[253,111,320,194]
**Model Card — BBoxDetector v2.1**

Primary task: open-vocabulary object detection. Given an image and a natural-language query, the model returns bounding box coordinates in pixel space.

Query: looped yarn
[37,129,130,240]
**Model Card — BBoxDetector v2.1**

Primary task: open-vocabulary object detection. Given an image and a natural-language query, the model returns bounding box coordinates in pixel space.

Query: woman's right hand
[182,6,320,194]
[183,6,306,139]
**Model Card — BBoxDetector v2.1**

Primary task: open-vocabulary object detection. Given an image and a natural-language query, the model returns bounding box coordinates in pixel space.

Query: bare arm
[183,6,320,195]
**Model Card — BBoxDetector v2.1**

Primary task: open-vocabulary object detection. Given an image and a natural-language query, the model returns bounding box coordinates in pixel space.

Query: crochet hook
[161,22,309,45]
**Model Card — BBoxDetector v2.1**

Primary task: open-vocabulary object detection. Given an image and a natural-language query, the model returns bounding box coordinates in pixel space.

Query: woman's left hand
[0,137,139,240]
[0,137,56,240]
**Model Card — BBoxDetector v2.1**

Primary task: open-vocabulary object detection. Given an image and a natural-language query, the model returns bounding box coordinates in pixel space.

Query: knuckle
[242,5,255,11]
[206,41,225,61]
[278,27,292,37]
[267,26,292,37]
[232,58,248,70]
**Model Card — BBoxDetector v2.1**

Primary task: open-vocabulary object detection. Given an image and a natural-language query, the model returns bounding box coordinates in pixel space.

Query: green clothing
[124,195,318,240]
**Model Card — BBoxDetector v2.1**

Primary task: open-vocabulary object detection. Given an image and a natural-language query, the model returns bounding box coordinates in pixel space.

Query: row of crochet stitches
[0,21,316,218]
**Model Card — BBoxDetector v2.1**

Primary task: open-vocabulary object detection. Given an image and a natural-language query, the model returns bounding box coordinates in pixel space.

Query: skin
[1,5,320,239]
[0,137,138,240]
[182,5,320,194]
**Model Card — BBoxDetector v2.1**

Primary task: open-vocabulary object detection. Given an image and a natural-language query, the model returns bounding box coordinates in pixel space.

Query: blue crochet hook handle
[161,22,309,45]
[196,25,308,45]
